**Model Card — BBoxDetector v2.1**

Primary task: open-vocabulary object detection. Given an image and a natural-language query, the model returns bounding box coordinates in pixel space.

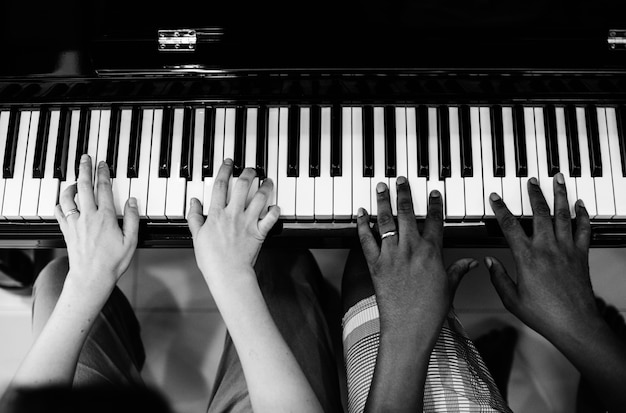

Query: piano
[2,0,626,248]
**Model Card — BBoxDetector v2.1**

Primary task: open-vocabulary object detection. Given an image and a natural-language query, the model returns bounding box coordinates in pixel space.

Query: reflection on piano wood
[2,73,626,248]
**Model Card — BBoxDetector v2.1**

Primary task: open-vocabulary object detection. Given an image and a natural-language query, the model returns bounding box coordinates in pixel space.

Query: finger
[210,159,233,211]
[489,192,528,252]
[375,182,397,245]
[574,199,591,253]
[76,154,97,213]
[485,256,518,312]
[553,173,573,244]
[357,208,380,266]
[395,176,419,239]
[96,161,115,213]
[246,178,273,220]
[422,190,444,248]
[228,168,256,211]
[258,205,280,238]
[122,197,140,247]
[446,258,479,297]
[186,198,206,238]
[528,177,554,240]
[54,204,68,235]
[59,184,79,221]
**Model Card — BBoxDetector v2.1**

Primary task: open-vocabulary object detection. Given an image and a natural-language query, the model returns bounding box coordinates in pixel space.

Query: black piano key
[513,105,528,177]
[202,106,216,178]
[233,106,246,177]
[74,107,91,177]
[384,106,396,177]
[363,105,374,177]
[159,106,174,178]
[106,105,122,178]
[617,106,626,176]
[417,105,430,178]
[490,105,506,177]
[330,105,342,176]
[459,105,473,177]
[127,107,143,178]
[565,105,581,177]
[585,105,602,177]
[3,108,21,178]
[180,106,195,180]
[437,106,451,179]
[287,106,300,177]
[309,105,321,177]
[255,106,268,179]
[33,106,51,178]
[544,105,560,176]
[53,107,71,180]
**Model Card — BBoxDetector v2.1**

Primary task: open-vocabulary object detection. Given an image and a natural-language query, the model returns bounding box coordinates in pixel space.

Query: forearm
[206,269,322,413]
[10,273,112,388]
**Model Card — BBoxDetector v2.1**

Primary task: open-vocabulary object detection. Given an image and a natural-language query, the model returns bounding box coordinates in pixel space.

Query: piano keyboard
[2,104,626,223]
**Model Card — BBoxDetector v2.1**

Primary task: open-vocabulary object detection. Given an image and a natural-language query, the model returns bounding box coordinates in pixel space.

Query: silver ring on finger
[381,231,397,240]
[64,208,80,218]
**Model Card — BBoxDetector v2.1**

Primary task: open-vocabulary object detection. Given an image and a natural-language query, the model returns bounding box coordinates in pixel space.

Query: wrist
[64,269,116,303]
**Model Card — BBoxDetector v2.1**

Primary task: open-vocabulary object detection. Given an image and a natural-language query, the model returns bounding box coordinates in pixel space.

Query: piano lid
[3,0,626,75]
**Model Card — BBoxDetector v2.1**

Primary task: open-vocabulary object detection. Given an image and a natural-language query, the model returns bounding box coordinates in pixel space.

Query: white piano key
[371,107,387,217]
[147,109,168,219]
[19,111,41,219]
[352,107,370,218]
[203,108,225,215]
[87,110,101,182]
[0,111,9,219]
[112,109,132,216]
[244,108,259,204]
[575,107,598,218]
[605,107,626,218]
[185,108,206,213]
[59,109,81,197]
[427,108,446,217]
[314,107,333,220]
[165,108,187,219]
[521,107,540,217]
[130,109,154,218]
[406,107,428,217]
[94,109,110,199]
[594,108,616,219]
[277,107,296,218]
[38,110,61,219]
[463,107,484,219]
[480,107,502,218]
[555,107,577,217]
[333,107,352,220]
[500,107,523,217]
[224,107,236,202]
[534,107,555,214]
[2,111,31,219]
[296,107,315,220]
[446,107,465,219]
[266,108,280,208]
[390,107,408,216]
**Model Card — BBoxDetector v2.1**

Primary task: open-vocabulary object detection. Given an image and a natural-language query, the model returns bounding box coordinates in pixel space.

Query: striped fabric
[342,295,512,413]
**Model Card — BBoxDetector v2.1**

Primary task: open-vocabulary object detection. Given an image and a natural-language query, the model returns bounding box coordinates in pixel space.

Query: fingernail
[80,154,89,163]
[98,161,107,169]
[224,158,233,166]
[376,182,386,193]
[128,197,137,208]
[358,207,366,217]
[190,198,197,207]
[430,190,441,198]
[577,199,585,208]
[556,172,565,185]
[469,260,479,270]
[485,257,493,269]
[529,177,539,186]
[490,192,501,202]
[397,176,407,185]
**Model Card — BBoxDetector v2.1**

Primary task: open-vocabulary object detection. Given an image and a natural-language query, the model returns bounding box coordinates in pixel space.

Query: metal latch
[608,30,626,50]
[158,28,224,52]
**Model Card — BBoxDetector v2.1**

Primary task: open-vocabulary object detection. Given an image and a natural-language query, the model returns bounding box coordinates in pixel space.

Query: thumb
[446,258,479,297]
[123,197,140,246]
[485,256,518,312]
[187,198,206,238]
